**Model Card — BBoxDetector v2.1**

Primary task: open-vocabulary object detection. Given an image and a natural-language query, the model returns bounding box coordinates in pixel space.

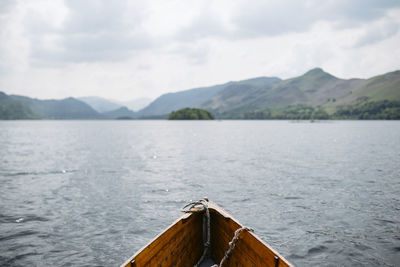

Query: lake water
[0,120,399,266]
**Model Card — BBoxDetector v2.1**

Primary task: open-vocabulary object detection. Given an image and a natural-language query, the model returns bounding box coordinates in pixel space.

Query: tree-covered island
[168,108,215,120]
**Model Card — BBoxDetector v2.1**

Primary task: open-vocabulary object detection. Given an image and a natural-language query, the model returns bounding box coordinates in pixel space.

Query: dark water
[0,120,399,267]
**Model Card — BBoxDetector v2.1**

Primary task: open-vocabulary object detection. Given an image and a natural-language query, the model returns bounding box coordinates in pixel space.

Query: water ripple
[1,120,399,267]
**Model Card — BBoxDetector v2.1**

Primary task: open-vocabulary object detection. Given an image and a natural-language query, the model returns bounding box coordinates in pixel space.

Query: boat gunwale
[121,201,293,267]
[120,211,195,267]
[208,201,293,267]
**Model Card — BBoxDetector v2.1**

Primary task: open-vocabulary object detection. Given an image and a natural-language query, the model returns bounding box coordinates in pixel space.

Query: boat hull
[121,201,293,267]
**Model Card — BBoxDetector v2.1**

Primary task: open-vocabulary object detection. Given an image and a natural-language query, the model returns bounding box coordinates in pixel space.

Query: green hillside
[138,77,280,117]
[2,68,399,120]
[102,106,136,119]
[0,92,37,119]
[341,70,400,103]
[11,95,103,119]
[204,68,360,115]
[0,93,104,119]
[201,68,399,119]
[202,77,280,113]
[138,82,231,117]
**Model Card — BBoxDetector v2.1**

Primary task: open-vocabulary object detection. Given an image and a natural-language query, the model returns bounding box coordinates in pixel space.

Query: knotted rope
[182,199,211,267]
[182,199,254,267]
[212,226,253,267]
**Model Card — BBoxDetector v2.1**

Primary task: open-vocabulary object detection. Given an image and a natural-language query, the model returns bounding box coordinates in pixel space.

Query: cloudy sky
[0,0,399,101]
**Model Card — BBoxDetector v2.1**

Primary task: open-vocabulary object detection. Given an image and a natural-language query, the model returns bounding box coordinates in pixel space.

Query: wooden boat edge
[207,201,294,267]
[120,211,194,267]
[121,201,293,267]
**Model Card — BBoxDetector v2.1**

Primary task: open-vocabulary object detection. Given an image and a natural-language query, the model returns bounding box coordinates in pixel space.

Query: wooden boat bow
[121,199,293,267]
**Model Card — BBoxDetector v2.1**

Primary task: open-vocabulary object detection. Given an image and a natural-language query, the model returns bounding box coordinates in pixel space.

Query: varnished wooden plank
[171,233,202,267]
[211,214,267,266]
[122,212,202,267]
[148,227,189,266]
[212,212,287,267]
[136,225,186,265]
[146,215,202,266]
[211,221,258,267]
[121,201,293,267]
[208,203,293,267]
[160,220,202,266]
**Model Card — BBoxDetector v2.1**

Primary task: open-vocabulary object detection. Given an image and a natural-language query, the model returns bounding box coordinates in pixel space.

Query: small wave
[6,243,37,252]
[150,188,169,193]
[2,171,33,177]
[0,214,48,224]
[287,253,305,259]
[0,255,24,267]
[2,169,77,177]
[130,228,148,235]
[375,218,396,225]
[0,230,39,242]
[354,243,371,251]
[13,252,41,261]
[307,245,328,255]
[232,198,251,203]
[284,196,303,200]
[0,214,16,223]
[295,205,310,210]
[23,214,49,222]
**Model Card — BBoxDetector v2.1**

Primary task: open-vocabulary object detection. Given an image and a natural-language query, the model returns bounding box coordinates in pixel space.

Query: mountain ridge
[10,95,103,119]
[78,96,122,113]
[1,68,399,120]
[102,106,136,119]
[138,68,399,118]
[138,76,281,116]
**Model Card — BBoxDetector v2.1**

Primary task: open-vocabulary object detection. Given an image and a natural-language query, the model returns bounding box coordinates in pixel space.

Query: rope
[182,199,253,267]
[212,227,254,267]
[182,199,211,267]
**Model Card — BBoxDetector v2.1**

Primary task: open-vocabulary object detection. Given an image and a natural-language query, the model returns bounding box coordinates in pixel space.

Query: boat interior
[121,201,292,267]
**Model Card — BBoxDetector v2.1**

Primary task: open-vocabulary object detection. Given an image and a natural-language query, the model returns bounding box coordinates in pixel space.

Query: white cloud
[0,0,399,101]
[354,14,400,47]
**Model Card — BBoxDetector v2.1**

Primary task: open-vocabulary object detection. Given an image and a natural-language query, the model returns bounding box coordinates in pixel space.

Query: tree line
[217,101,400,120]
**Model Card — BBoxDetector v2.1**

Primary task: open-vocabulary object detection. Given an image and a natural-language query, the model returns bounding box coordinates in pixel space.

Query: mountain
[79,96,153,113]
[10,94,103,119]
[138,83,231,116]
[201,76,283,113]
[335,70,400,104]
[2,68,398,120]
[78,96,122,113]
[138,68,400,119]
[115,97,153,111]
[203,68,359,114]
[0,91,37,119]
[138,77,280,117]
[210,68,400,119]
[102,106,136,119]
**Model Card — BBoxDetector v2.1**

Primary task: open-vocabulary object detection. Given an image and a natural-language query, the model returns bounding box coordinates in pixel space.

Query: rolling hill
[114,97,153,112]
[0,92,103,119]
[102,106,136,119]
[137,68,399,119]
[138,77,280,117]
[0,92,37,119]
[1,68,399,120]
[79,96,152,114]
[78,96,122,113]
[12,95,103,119]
